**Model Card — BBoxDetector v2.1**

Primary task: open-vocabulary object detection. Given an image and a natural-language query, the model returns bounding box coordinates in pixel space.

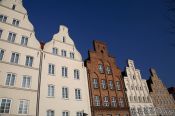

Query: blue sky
[24,0,175,87]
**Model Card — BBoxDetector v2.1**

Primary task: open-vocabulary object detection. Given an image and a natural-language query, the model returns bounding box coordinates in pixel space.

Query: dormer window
[63,36,66,43]
[12,5,16,10]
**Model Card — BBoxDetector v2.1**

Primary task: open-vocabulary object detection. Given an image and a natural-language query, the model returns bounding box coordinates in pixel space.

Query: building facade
[85,41,130,116]
[0,0,41,115]
[39,25,91,116]
[147,68,175,116]
[123,60,156,116]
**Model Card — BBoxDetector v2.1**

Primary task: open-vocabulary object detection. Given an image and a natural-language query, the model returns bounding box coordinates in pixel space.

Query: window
[10,52,19,63]
[47,110,54,116]
[62,87,68,99]
[98,64,104,73]
[118,98,124,108]
[22,76,31,88]
[25,56,33,67]
[62,66,68,77]
[48,64,55,75]
[21,36,28,46]
[48,85,54,97]
[0,49,4,61]
[70,52,74,59]
[101,80,106,89]
[94,96,100,106]
[106,66,112,74]
[12,19,19,26]
[62,111,69,116]
[0,98,11,113]
[0,15,7,22]
[18,100,29,114]
[52,48,58,55]
[12,4,16,10]
[75,89,81,100]
[109,80,113,90]
[111,97,117,107]
[130,107,137,116]
[76,112,83,116]
[63,36,66,43]
[93,78,98,88]
[61,50,66,57]
[8,32,16,43]
[74,69,80,79]
[116,81,121,90]
[0,29,2,38]
[103,96,109,106]
[144,107,149,115]
[5,73,15,86]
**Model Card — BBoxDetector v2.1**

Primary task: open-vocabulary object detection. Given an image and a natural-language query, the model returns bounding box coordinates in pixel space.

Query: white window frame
[12,19,20,26]
[18,100,29,114]
[47,110,54,116]
[10,52,19,64]
[61,49,67,57]
[111,97,117,107]
[94,96,100,106]
[74,69,80,79]
[98,64,104,73]
[76,111,83,116]
[103,96,109,107]
[62,66,68,77]
[106,66,112,74]
[116,81,121,90]
[48,85,55,97]
[62,110,69,116]
[5,73,15,86]
[93,78,98,88]
[0,98,12,113]
[75,89,81,100]
[52,47,58,55]
[22,76,31,88]
[109,80,113,90]
[62,87,69,99]
[25,56,33,67]
[101,80,106,89]
[118,98,124,108]
[21,36,28,46]
[8,32,16,43]
[48,64,55,75]
[0,15,7,22]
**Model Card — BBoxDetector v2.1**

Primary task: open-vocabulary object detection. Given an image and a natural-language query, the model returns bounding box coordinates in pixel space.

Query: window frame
[8,32,16,43]
[25,56,33,67]
[18,100,29,114]
[5,73,16,86]
[48,84,55,97]
[0,48,4,61]
[0,98,12,113]
[62,86,69,99]
[22,75,31,88]
[48,64,55,75]
[21,36,28,46]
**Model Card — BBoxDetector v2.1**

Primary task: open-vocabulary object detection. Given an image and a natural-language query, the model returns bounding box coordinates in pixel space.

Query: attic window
[63,36,66,43]
[12,5,16,10]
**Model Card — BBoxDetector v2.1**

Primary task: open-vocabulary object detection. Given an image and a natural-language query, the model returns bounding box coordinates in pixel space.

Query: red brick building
[85,40,130,116]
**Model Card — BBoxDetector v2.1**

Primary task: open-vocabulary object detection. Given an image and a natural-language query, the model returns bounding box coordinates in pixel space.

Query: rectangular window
[10,52,19,63]
[5,73,15,86]
[0,98,11,113]
[12,19,19,26]
[22,76,31,88]
[62,111,69,116]
[94,96,100,106]
[62,87,68,99]
[48,64,55,75]
[48,85,54,97]
[25,56,33,67]
[8,32,16,43]
[103,96,109,107]
[106,66,112,74]
[47,110,54,116]
[101,80,106,89]
[70,52,74,59]
[109,80,113,90]
[62,66,68,77]
[118,98,124,108]
[93,78,98,88]
[18,100,29,114]
[0,15,7,22]
[111,97,117,107]
[21,36,28,46]
[52,47,58,55]
[61,50,67,57]
[75,89,81,100]
[0,29,2,38]
[0,49,4,61]
[116,81,121,90]
[12,4,16,10]
[76,112,83,116]
[74,69,80,79]
[98,64,104,73]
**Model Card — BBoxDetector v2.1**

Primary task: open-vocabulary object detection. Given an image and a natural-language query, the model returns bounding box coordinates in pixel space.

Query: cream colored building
[123,60,156,116]
[0,0,41,116]
[39,25,91,116]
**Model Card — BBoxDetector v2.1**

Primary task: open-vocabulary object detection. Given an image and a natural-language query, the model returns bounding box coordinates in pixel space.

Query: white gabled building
[123,59,156,116]
[39,25,91,116]
[0,0,41,115]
